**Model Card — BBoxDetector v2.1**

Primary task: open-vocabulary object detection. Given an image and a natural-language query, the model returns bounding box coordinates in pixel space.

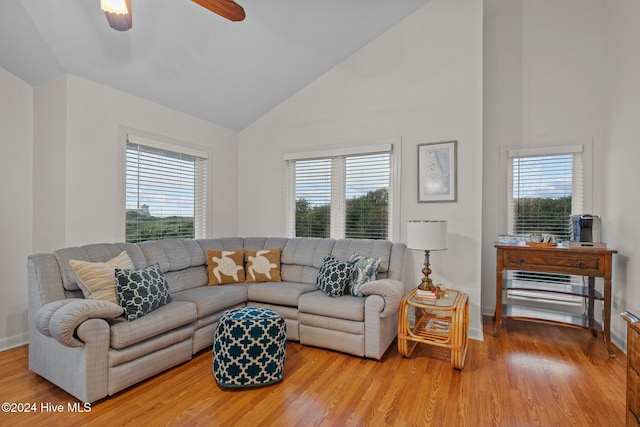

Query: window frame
[118,126,212,242]
[283,138,401,241]
[499,138,594,235]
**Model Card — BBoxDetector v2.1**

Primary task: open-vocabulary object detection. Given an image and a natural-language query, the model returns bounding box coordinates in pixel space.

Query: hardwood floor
[0,316,627,426]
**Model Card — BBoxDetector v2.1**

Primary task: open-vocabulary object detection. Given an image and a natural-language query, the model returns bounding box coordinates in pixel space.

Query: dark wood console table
[494,243,617,356]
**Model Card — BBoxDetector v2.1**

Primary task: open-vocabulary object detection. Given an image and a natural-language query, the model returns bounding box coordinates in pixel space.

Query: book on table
[415,288,439,302]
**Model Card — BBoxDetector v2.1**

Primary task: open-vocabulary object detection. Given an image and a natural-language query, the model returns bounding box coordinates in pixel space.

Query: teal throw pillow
[347,253,381,297]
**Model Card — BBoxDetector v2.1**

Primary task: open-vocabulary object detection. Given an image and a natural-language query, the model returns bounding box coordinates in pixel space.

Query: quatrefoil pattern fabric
[115,263,172,321]
[315,255,357,297]
[213,307,286,387]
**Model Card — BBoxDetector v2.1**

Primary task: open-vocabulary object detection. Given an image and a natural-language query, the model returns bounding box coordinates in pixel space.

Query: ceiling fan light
[101,0,132,31]
[101,0,129,15]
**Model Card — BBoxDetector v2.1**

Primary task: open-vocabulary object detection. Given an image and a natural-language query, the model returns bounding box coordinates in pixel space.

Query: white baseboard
[0,333,28,352]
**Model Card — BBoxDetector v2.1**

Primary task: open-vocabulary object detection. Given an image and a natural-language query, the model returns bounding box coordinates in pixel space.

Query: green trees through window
[296,188,388,239]
[126,210,194,243]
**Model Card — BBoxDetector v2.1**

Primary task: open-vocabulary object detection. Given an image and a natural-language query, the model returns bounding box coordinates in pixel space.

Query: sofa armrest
[359,279,405,318]
[36,298,123,347]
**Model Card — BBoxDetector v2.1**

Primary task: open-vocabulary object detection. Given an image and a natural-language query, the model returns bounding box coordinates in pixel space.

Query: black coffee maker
[571,214,602,243]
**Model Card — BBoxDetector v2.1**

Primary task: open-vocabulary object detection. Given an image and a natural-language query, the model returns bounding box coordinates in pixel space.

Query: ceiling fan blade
[191,0,245,22]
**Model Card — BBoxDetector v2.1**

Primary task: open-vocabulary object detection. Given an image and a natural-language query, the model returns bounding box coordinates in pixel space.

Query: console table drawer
[503,252,603,275]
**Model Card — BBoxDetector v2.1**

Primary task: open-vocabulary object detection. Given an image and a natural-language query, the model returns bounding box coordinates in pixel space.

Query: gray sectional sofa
[28,237,406,403]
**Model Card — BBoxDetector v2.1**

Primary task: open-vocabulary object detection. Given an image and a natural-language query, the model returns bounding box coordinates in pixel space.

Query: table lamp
[406,220,448,294]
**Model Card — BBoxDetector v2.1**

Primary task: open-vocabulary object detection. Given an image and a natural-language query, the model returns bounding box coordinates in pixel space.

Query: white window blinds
[508,146,583,241]
[506,145,584,299]
[125,137,208,243]
[292,158,332,238]
[284,144,394,240]
[344,153,391,239]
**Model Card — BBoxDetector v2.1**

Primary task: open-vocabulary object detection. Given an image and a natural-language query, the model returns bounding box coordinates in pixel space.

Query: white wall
[0,67,33,349]
[482,0,608,316]
[33,75,67,253]
[239,0,485,339]
[604,0,640,346]
[34,74,240,250]
[1,73,239,349]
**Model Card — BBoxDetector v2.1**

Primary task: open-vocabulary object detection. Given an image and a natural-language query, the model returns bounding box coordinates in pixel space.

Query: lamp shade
[406,220,448,251]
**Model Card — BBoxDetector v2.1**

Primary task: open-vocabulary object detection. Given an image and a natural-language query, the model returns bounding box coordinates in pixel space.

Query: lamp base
[418,249,447,298]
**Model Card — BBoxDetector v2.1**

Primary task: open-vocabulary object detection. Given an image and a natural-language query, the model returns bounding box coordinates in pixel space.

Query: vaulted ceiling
[0,1,429,130]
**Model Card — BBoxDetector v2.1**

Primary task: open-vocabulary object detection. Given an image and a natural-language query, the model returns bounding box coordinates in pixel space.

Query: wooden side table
[398,288,469,370]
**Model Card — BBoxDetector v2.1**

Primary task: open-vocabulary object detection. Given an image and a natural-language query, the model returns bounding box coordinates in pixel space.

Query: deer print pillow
[207,249,245,285]
[245,248,281,283]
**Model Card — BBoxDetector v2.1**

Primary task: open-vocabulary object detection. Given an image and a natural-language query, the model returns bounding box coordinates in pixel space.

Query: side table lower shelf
[398,288,469,370]
[502,304,602,332]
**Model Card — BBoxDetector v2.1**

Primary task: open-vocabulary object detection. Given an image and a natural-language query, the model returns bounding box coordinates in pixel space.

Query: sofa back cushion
[330,239,393,279]
[197,238,245,252]
[138,239,210,293]
[280,238,336,284]
[54,243,145,291]
[243,237,289,251]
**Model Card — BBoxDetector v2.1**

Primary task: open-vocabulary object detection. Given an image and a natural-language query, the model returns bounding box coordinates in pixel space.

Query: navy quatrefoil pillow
[115,263,172,321]
[315,255,356,297]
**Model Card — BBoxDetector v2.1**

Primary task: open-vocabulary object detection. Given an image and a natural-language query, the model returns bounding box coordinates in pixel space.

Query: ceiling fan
[101,0,245,32]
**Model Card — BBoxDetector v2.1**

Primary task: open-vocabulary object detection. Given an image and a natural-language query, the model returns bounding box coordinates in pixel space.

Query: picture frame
[417,140,457,203]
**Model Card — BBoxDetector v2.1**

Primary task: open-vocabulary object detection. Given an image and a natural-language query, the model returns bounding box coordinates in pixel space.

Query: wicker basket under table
[398,288,469,370]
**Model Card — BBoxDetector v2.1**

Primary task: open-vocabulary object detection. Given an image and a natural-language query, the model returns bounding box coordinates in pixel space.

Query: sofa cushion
[298,291,365,322]
[171,284,248,318]
[247,282,317,307]
[110,301,197,349]
[137,239,192,273]
[245,248,281,283]
[115,263,173,321]
[197,237,245,254]
[315,256,356,297]
[280,238,335,283]
[207,249,245,285]
[243,237,288,251]
[331,239,392,275]
[109,325,194,367]
[299,312,365,335]
[347,253,381,297]
[164,266,209,293]
[69,251,134,304]
[54,243,145,291]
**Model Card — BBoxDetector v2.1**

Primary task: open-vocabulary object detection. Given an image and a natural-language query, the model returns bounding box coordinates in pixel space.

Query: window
[284,142,397,240]
[507,144,584,304]
[508,147,583,242]
[125,134,208,243]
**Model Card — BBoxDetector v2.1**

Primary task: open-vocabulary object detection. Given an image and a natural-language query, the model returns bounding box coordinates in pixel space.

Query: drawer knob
[519,258,527,265]
[577,261,586,269]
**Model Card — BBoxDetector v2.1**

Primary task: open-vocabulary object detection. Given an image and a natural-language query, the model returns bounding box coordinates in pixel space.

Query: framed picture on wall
[417,140,457,203]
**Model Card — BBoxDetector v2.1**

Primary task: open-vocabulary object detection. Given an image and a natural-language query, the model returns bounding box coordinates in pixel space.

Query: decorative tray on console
[525,241,558,247]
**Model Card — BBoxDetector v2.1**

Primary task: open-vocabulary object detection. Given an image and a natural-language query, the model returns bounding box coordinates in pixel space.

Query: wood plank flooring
[0,316,627,426]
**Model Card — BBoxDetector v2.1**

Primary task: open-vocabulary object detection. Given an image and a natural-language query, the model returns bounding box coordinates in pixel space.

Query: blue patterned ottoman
[212,307,287,387]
